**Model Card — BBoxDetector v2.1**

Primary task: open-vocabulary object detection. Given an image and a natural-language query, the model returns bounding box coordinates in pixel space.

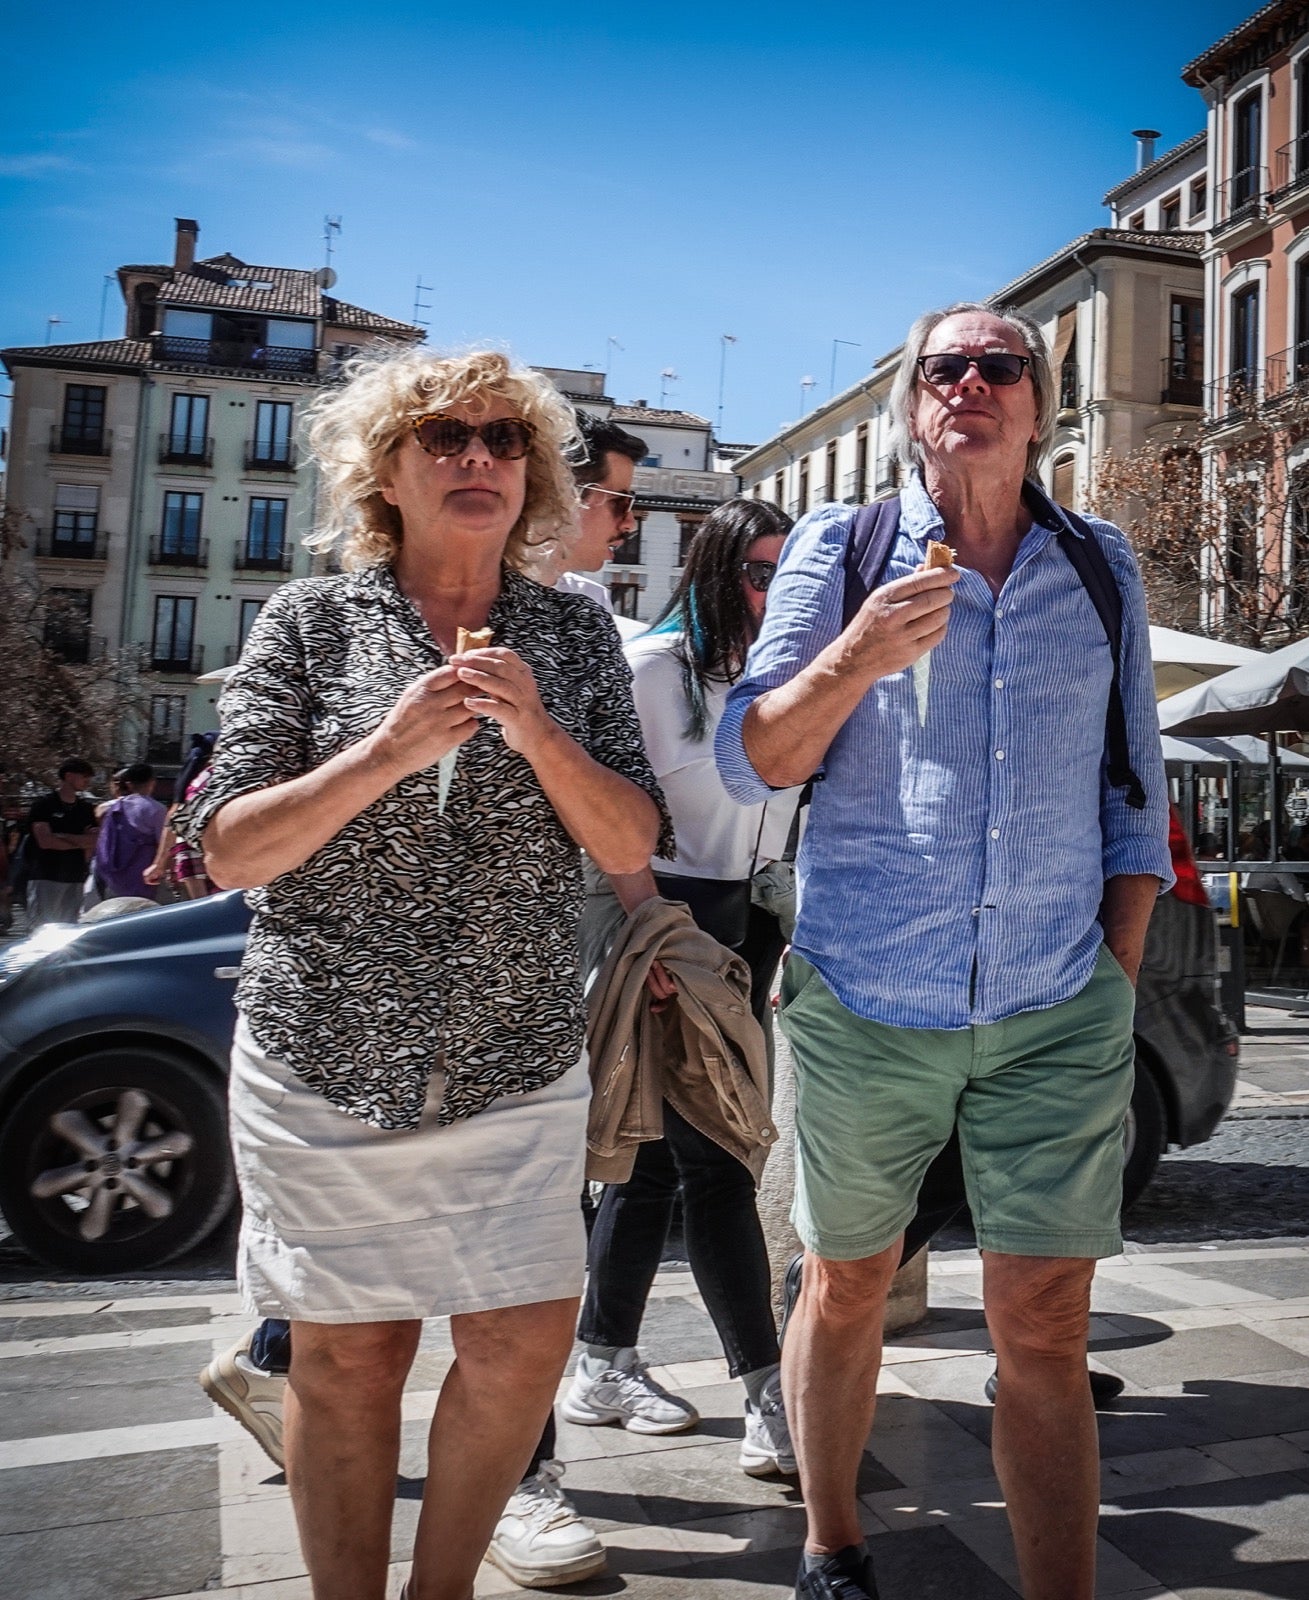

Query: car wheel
[1122,1054,1167,1212]
[0,1047,235,1274]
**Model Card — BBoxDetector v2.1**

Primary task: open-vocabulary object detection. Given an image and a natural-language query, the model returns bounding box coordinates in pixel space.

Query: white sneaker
[739,1369,796,1477]
[561,1347,700,1435]
[199,1331,286,1468]
[487,1460,607,1588]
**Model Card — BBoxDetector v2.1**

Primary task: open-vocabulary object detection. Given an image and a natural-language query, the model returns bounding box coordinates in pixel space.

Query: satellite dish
[314,267,338,289]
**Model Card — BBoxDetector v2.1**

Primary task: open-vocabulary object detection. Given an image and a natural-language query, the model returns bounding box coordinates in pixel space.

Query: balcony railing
[1160,357,1203,407]
[1204,370,1261,426]
[874,455,899,493]
[155,336,317,376]
[233,542,294,574]
[146,734,184,763]
[1214,165,1270,233]
[34,526,109,561]
[842,468,868,504]
[49,425,112,457]
[1273,136,1309,200]
[1263,343,1309,403]
[158,432,214,466]
[150,645,204,675]
[244,440,296,471]
[148,536,209,570]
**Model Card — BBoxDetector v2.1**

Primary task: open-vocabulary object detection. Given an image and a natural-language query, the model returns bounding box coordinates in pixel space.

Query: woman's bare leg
[408,1297,579,1600]
[285,1319,421,1600]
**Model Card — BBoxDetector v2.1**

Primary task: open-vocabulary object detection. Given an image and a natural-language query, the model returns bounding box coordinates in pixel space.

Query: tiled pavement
[5,1244,1309,1600]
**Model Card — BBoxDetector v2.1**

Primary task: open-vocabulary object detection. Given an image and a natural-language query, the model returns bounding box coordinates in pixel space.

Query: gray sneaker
[487,1459,607,1588]
[199,1330,286,1467]
[740,1368,796,1477]
[561,1347,699,1434]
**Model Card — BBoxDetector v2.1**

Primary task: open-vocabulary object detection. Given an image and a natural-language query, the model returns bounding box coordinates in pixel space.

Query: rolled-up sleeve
[583,611,676,861]
[174,587,315,845]
[1093,520,1175,890]
[716,504,853,803]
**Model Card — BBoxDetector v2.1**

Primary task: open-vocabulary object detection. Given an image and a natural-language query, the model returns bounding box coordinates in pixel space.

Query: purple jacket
[94,794,166,899]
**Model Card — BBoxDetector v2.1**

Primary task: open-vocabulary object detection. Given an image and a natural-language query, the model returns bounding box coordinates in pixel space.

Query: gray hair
[888,301,1058,480]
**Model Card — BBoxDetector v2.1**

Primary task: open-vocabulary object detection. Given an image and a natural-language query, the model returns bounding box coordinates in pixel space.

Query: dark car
[0,820,1238,1273]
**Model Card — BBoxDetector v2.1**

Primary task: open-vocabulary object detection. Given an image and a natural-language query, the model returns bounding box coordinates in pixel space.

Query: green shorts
[779,945,1137,1261]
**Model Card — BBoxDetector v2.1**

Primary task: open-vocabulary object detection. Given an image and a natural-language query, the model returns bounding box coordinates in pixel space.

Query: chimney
[174,218,199,273]
[1132,129,1161,172]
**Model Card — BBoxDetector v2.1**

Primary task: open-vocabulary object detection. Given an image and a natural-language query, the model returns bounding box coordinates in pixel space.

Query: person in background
[93,764,167,901]
[564,499,803,1478]
[550,411,647,638]
[144,734,219,899]
[24,757,98,927]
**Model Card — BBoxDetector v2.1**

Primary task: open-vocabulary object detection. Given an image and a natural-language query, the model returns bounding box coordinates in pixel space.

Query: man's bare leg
[984,1253,1099,1600]
[782,1241,902,1555]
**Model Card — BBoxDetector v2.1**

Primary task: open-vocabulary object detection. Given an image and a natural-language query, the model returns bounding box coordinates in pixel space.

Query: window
[252,400,293,465]
[148,695,186,763]
[824,440,838,503]
[43,589,92,663]
[1167,297,1205,404]
[152,595,197,671]
[610,581,640,618]
[167,393,209,459]
[1297,57,1309,181]
[1052,455,1077,510]
[239,598,265,651]
[1190,176,1208,219]
[1296,258,1309,384]
[640,454,661,468]
[853,423,869,502]
[1224,483,1258,587]
[245,497,288,563]
[1232,90,1263,211]
[161,491,203,556]
[1160,192,1182,231]
[798,458,810,514]
[60,384,106,451]
[610,519,642,565]
[1053,306,1078,411]
[52,483,99,553]
[265,318,315,350]
[161,309,213,340]
[773,470,785,506]
[677,518,704,563]
[1229,285,1261,395]
[1128,211,1145,231]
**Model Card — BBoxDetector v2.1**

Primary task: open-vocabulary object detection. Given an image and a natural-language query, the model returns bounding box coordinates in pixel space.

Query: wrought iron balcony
[874,456,899,493]
[150,645,204,675]
[49,425,112,457]
[1203,370,1261,427]
[244,440,296,471]
[155,335,317,376]
[233,542,294,574]
[842,468,868,505]
[34,526,110,561]
[1273,137,1309,201]
[1263,343,1309,403]
[1159,357,1203,407]
[1214,165,1270,234]
[148,536,210,570]
[158,432,214,467]
[146,734,184,763]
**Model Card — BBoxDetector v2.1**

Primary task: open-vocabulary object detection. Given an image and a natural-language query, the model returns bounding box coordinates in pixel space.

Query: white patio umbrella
[1150,626,1263,700]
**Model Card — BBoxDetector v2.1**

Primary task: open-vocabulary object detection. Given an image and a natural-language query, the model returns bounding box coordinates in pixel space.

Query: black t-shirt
[28,791,98,884]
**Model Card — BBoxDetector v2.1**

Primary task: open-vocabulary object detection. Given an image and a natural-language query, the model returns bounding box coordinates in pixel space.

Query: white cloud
[0,153,79,178]
[364,128,417,151]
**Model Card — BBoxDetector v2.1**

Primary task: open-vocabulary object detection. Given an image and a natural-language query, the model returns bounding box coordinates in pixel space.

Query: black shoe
[796,1545,880,1600]
[983,1366,1126,1408]
[779,1251,804,1348]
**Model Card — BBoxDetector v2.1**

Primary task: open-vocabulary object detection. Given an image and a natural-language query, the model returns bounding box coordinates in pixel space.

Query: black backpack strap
[1055,506,1148,811]
[841,497,903,628]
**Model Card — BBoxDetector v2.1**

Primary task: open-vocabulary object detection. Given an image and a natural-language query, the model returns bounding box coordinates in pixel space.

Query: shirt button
[995,608,1005,618]
[995,749,1005,760]
[990,827,1000,839]
[994,677,1005,689]
[971,906,981,916]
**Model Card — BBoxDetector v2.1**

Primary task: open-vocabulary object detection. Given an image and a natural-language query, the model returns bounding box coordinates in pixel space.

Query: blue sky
[2,0,1252,445]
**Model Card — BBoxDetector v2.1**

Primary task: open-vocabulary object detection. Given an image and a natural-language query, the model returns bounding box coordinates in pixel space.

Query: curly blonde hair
[303,346,581,570]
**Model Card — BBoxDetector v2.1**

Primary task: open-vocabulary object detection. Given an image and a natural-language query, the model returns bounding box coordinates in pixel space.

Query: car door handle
[214,967,241,980]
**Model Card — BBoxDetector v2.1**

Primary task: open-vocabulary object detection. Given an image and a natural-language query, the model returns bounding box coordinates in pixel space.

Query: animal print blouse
[177,564,673,1132]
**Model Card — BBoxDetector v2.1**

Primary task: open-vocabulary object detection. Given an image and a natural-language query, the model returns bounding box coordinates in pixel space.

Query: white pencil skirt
[227,1014,590,1323]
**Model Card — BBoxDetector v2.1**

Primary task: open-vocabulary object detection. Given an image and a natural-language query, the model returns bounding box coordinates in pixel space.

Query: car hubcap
[29,1088,195,1240]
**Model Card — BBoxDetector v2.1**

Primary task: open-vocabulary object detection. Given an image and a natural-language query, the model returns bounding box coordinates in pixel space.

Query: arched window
[1052,454,1076,509]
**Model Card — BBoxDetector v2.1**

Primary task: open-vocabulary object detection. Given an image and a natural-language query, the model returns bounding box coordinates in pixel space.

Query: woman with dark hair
[144,733,220,898]
[563,497,805,1477]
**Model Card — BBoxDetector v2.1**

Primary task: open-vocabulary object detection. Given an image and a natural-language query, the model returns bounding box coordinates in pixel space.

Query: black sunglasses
[412,415,535,460]
[916,352,1031,387]
[741,559,777,593]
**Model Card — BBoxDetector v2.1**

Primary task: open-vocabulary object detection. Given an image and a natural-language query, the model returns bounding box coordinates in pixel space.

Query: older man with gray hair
[715,302,1171,1600]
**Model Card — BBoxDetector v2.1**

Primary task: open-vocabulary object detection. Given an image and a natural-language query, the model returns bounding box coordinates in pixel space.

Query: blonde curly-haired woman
[177,348,671,1600]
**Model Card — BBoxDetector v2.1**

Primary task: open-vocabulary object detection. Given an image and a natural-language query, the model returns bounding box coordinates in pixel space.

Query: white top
[555,571,645,640]
[626,631,803,880]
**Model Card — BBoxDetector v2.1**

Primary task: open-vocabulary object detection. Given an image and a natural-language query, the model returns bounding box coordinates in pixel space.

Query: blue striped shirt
[715,473,1173,1029]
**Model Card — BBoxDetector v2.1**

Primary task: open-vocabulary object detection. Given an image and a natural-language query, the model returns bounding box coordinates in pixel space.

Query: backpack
[839,489,1147,811]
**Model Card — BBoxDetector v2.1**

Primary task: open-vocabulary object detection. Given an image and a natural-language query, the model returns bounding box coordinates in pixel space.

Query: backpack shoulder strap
[841,497,903,628]
[1055,506,1147,812]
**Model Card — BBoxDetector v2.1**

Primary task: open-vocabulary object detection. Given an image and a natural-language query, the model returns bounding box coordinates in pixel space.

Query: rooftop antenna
[412,277,433,329]
[829,338,861,397]
[659,367,679,407]
[323,215,342,269]
[606,335,624,389]
[97,275,115,341]
[799,374,816,413]
[716,334,737,434]
[45,316,63,345]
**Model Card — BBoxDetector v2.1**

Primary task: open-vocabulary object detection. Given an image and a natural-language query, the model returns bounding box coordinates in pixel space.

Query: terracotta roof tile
[2,337,150,373]
[160,264,321,317]
[322,298,423,336]
[611,405,709,427]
